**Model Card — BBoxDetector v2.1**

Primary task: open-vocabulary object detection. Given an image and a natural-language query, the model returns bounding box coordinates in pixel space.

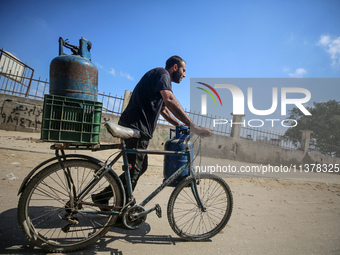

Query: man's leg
[119,137,149,195]
[92,137,149,206]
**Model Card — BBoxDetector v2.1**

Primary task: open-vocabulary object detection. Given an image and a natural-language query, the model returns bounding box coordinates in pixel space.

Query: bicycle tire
[167,174,233,241]
[17,159,123,252]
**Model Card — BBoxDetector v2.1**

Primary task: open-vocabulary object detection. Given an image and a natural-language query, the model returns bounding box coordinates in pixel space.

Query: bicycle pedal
[155,204,162,218]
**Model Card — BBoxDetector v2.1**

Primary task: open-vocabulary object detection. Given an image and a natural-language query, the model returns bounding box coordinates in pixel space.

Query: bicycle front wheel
[17,159,123,252]
[167,174,233,241]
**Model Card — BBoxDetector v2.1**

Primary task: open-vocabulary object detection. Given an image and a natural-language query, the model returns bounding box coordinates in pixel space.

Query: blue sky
[1,0,340,115]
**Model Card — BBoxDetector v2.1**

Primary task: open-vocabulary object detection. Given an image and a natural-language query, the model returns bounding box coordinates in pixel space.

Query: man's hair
[165,55,185,70]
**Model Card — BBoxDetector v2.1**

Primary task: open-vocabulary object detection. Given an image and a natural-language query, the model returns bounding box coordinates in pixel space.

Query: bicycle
[17,122,233,252]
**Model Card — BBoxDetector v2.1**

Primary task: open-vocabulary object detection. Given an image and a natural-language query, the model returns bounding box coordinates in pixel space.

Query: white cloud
[109,68,116,76]
[120,71,134,81]
[96,63,133,80]
[289,68,307,78]
[318,35,331,46]
[95,62,103,69]
[94,64,116,77]
[318,34,340,66]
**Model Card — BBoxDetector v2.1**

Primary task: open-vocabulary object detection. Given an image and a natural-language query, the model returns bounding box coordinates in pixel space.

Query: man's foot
[113,217,125,227]
[91,191,111,211]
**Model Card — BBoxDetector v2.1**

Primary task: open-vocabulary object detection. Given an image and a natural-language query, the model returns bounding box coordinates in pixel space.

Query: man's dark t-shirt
[119,68,172,139]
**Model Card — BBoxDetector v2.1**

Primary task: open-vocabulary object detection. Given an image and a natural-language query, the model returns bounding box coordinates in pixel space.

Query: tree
[283,100,340,157]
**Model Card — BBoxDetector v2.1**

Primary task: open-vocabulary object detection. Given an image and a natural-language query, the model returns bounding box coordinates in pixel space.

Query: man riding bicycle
[92,55,212,207]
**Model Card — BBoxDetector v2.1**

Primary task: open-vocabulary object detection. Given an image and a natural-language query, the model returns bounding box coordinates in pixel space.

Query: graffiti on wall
[1,100,42,130]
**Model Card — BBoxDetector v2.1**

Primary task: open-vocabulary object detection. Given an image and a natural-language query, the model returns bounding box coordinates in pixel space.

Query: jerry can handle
[170,128,176,139]
[170,125,190,139]
[58,37,79,56]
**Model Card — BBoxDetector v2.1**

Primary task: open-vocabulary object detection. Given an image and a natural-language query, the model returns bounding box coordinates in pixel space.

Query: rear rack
[50,143,121,151]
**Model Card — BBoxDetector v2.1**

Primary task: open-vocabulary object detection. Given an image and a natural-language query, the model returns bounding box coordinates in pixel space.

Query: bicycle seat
[104,122,141,139]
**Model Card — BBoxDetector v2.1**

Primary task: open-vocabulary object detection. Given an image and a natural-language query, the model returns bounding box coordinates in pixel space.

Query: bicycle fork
[190,178,207,212]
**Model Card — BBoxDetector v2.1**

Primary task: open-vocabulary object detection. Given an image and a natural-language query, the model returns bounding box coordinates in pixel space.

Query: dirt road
[0,130,339,254]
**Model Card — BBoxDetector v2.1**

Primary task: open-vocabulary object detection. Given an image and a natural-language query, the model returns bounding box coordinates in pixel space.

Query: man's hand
[191,125,213,138]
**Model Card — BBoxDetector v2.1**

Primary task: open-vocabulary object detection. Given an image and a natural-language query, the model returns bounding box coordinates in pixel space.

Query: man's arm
[160,106,181,127]
[160,90,213,137]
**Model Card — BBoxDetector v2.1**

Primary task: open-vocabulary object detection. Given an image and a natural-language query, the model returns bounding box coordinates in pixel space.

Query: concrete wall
[199,134,340,166]
[1,92,340,167]
[0,94,43,132]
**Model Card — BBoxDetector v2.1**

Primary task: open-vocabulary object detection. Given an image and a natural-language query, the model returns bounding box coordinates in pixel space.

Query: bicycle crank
[122,204,162,230]
[122,205,146,230]
[132,204,162,219]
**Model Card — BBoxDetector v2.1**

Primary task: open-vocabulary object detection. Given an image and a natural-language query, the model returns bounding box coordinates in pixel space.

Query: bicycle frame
[64,138,204,216]
[18,130,233,251]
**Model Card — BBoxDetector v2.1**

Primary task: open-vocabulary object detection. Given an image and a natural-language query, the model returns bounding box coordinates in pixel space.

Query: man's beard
[172,70,182,83]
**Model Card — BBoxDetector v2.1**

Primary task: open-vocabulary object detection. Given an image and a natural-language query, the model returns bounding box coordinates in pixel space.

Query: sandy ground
[0,130,340,255]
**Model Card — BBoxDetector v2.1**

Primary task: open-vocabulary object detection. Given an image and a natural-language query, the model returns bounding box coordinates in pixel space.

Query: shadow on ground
[0,208,191,254]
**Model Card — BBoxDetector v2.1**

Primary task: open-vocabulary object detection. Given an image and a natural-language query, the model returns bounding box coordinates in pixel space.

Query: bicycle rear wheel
[18,159,123,252]
[167,174,233,241]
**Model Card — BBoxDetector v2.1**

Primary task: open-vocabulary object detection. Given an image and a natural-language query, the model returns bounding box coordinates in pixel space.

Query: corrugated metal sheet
[0,50,25,82]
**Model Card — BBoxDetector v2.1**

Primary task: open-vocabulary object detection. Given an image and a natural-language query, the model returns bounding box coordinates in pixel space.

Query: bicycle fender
[106,169,126,207]
[17,154,104,195]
